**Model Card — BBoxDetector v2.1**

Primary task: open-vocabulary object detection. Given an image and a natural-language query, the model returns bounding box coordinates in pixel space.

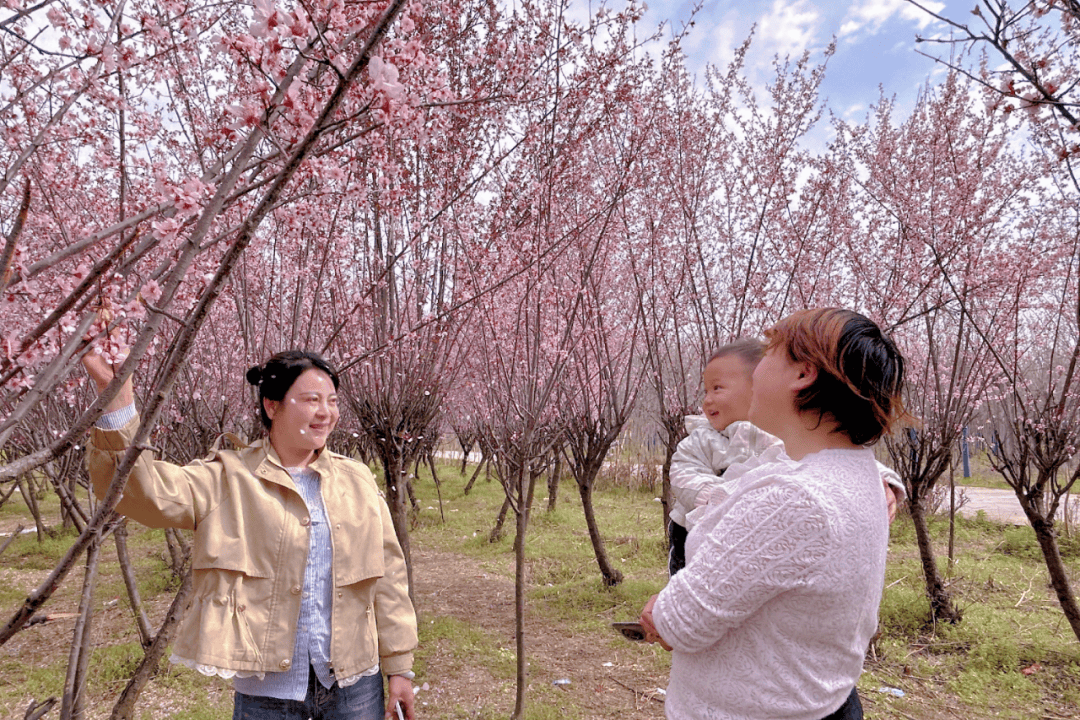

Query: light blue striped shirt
[234,465,335,700]
[95,403,137,430]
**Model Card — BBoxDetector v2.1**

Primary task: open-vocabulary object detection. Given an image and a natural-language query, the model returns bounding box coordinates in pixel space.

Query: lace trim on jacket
[168,653,381,686]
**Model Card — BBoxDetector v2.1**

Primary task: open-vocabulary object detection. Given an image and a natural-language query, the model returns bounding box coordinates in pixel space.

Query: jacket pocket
[332,581,379,666]
[190,569,269,665]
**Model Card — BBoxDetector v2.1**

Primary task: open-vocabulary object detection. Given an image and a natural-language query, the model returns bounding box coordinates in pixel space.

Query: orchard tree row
[0,1,1078,718]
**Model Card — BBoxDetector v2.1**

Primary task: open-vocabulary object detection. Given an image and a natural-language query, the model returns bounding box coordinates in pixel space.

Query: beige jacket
[88,416,417,678]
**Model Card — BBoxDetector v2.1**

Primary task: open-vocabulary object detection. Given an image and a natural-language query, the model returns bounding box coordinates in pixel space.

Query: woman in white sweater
[640,308,906,720]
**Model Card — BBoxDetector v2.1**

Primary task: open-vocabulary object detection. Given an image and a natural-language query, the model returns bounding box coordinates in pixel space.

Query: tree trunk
[546,456,561,512]
[1026,508,1080,642]
[458,439,473,475]
[1063,491,1072,539]
[110,568,194,720]
[113,520,153,648]
[576,477,622,586]
[18,477,46,542]
[510,468,538,720]
[163,528,188,579]
[0,480,20,513]
[463,458,486,495]
[909,495,962,623]
[48,470,86,534]
[427,453,445,523]
[405,474,419,513]
[61,530,103,720]
[382,453,414,601]
[490,495,511,543]
[0,525,24,559]
[25,697,57,720]
[660,430,680,545]
[947,457,956,571]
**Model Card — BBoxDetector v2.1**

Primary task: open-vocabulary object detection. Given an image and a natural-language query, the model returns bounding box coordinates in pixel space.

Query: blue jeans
[820,687,862,720]
[233,667,384,720]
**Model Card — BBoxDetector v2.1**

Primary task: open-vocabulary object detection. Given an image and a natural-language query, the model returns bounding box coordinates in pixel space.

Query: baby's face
[701,355,755,432]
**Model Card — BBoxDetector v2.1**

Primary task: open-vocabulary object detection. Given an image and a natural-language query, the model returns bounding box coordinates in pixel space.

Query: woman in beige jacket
[84,349,418,720]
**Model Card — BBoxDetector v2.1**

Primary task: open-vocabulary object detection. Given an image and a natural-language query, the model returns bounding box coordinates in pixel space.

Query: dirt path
[411,548,668,719]
[955,486,1029,525]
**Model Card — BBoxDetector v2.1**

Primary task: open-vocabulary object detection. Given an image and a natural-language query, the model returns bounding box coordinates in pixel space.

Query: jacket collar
[250,437,336,483]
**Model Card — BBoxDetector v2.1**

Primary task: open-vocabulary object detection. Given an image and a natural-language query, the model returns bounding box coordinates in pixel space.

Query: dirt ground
[411,547,668,719]
[0,528,1023,720]
[1,542,669,720]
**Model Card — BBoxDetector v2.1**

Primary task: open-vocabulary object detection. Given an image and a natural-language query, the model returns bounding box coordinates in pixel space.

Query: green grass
[93,642,144,684]
[861,506,1080,719]
[0,657,65,707]
[3,524,82,570]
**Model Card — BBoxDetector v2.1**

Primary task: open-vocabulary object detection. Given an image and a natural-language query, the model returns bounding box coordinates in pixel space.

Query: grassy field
[1,458,1079,719]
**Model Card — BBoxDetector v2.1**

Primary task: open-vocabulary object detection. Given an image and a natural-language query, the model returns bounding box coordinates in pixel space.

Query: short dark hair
[707,338,765,373]
[765,308,905,445]
[245,350,340,429]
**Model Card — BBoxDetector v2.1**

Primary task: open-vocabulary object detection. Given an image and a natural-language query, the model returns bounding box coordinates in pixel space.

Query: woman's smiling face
[264,367,339,464]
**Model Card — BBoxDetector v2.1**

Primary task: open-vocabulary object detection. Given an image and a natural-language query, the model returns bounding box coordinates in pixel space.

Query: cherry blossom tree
[452,2,667,713]
[908,0,1078,192]
[627,42,718,535]
[906,1,1080,637]
[975,173,1080,642]
[559,201,650,588]
[0,1,494,715]
[832,71,1035,622]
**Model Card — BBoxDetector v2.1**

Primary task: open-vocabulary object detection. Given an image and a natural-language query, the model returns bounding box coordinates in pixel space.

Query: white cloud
[758,0,821,58]
[704,11,742,68]
[842,101,867,120]
[839,0,945,41]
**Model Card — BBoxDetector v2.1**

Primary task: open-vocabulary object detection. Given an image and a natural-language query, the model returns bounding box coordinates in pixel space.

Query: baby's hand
[694,484,729,508]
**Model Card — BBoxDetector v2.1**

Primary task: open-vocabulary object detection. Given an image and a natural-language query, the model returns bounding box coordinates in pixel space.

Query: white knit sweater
[653,447,889,720]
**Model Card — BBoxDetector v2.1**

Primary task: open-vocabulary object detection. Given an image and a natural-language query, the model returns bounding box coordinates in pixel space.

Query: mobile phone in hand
[612,621,646,641]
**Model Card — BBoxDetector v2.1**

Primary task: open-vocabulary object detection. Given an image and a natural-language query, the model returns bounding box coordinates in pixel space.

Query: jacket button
[292,585,302,595]
[238,604,246,612]
[280,659,291,670]
[337,591,343,599]
[301,517,310,526]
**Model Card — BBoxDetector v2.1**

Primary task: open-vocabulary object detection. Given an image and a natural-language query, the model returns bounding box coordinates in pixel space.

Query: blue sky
[627,0,971,122]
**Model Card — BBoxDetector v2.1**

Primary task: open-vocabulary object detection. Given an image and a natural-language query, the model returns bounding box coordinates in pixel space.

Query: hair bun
[245,364,263,386]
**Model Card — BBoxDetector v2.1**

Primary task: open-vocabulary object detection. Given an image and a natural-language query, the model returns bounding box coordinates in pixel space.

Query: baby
[668,338,904,576]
